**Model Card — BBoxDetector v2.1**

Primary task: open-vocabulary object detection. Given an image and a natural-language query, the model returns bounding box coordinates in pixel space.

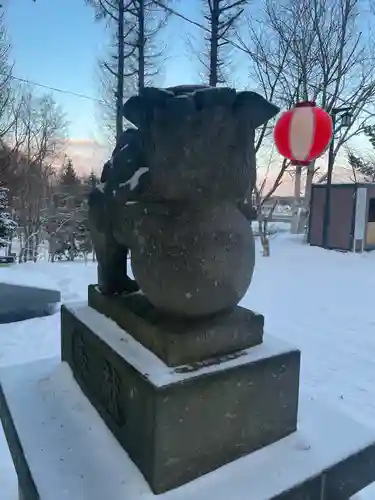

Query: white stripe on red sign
[289,106,315,161]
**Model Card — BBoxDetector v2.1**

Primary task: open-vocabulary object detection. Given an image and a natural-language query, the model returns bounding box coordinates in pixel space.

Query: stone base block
[0,282,60,323]
[2,357,375,500]
[61,302,300,494]
[0,255,15,264]
[87,285,264,366]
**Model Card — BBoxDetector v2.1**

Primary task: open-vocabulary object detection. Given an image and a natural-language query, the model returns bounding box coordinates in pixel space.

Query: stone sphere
[130,203,255,317]
[89,85,280,314]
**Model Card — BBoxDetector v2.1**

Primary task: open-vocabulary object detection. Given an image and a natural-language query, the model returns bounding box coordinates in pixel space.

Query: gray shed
[308,183,375,252]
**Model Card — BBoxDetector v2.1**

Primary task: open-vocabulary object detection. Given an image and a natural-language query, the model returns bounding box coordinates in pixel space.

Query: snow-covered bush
[0,186,17,248]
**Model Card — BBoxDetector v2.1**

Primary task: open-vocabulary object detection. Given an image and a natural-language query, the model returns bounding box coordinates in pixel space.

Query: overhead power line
[9,74,103,103]
[12,0,375,122]
[9,1,253,104]
[7,2,218,103]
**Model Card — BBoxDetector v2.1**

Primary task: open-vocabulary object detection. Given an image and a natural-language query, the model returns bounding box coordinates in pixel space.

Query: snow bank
[1,235,375,498]
[0,265,59,291]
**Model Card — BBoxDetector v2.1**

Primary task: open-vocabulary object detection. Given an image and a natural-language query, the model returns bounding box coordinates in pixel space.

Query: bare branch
[89,0,172,142]
[189,0,249,86]
[239,0,375,222]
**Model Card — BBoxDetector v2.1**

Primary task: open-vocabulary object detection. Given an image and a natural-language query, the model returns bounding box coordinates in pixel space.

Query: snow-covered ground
[1,233,375,499]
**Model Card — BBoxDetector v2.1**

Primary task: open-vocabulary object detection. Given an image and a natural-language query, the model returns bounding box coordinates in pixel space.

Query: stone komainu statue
[88,85,279,317]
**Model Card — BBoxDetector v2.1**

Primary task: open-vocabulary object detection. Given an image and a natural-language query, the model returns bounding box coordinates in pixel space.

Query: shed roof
[312,183,375,189]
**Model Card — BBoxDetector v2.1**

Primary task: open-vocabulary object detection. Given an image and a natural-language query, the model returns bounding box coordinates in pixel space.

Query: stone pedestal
[87,285,264,366]
[3,354,375,500]
[61,301,300,494]
[0,282,60,323]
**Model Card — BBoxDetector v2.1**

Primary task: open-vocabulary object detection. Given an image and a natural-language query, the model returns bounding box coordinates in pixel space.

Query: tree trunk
[258,218,270,257]
[116,0,125,143]
[138,0,145,91]
[294,165,301,200]
[296,161,315,238]
[7,236,12,257]
[33,231,41,262]
[291,165,302,234]
[304,162,315,209]
[209,0,219,86]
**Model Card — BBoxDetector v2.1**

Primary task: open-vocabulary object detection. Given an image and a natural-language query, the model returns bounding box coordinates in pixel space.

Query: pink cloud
[61,138,111,176]
[59,139,296,193]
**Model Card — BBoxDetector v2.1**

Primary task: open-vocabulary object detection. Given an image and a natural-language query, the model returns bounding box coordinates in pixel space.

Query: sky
[4,0,362,192]
[6,0,207,173]
[6,0,202,136]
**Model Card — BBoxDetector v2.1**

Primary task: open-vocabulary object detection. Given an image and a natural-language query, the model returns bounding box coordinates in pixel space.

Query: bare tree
[347,126,375,183]
[238,0,375,238]
[88,0,170,142]
[191,0,249,86]
[252,144,291,255]
[124,0,171,90]
[45,158,92,262]
[87,0,130,142]
[0,185,16,254]
[0,9,17,141]
[348,151,375,183]
[8,88,67,262]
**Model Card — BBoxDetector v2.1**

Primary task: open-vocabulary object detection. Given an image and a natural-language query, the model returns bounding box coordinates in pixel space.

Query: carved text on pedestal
[102,359,124,426]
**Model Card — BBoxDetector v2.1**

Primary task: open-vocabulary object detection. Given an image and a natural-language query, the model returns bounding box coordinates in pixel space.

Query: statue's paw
[88,187,108,233]
[98,266,140,295]
[123,276,140,294]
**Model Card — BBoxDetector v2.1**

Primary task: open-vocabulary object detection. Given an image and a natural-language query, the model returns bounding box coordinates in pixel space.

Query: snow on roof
[0,265,59,292]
